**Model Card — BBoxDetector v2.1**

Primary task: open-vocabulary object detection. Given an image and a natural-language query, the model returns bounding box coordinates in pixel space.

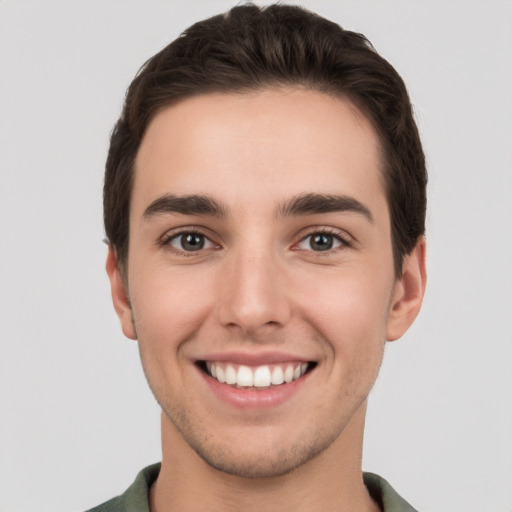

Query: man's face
[109,88,421,477]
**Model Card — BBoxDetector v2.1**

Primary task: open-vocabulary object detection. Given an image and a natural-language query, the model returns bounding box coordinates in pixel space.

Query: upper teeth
[206,362,309,388]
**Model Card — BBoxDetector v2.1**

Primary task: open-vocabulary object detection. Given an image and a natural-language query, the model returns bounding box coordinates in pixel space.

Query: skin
[107,88,426,512]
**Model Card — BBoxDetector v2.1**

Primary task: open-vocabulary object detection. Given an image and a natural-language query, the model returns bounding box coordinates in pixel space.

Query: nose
[215,247,292,336]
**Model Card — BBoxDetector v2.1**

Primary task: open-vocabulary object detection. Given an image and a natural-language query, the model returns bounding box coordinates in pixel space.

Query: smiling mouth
[197,361,316,389]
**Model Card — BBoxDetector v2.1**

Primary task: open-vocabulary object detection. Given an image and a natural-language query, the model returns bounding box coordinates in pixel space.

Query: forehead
[133,88,386,218]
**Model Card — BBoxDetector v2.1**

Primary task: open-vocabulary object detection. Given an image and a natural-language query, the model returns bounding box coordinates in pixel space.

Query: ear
[105,246,137,340]
[386,237,427,341]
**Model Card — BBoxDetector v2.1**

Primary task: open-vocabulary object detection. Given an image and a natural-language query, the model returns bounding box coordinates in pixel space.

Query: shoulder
[363,472,419,512]
[85,463,161,512]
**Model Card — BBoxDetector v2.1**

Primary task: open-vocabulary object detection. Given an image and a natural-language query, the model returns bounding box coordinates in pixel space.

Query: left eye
[167,232,215,252]
[297,233,344,252]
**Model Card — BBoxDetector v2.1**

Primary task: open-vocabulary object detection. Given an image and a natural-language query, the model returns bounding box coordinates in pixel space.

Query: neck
[150,402,380,512]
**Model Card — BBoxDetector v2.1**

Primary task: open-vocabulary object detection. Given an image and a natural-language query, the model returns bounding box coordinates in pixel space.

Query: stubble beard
[161,405,346,479]
[157,349,385,479]
[135,317,386,480]
[147,368,380,480]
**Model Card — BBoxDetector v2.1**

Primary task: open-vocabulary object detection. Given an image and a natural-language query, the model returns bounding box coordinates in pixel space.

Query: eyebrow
[143,194,227,219]
[277,193,374,222]
[142,192,373,223]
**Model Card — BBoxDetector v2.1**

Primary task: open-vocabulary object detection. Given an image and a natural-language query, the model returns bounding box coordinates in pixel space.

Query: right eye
[166,232,215,252]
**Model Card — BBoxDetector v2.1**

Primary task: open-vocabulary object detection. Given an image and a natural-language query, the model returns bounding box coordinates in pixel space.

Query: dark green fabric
[363,472,419,512]
[85,464,159,512]
[86,463,418,512]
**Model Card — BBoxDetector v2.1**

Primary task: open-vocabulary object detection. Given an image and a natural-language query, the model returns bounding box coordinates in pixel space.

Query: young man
[92,3,427,511]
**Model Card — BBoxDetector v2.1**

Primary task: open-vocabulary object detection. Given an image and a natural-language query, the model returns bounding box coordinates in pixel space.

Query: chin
[194,442,327,478]
[172,418,339,479]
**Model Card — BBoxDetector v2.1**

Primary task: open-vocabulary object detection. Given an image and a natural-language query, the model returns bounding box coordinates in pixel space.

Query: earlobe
[386,237,427,342]
[105,246,137,340]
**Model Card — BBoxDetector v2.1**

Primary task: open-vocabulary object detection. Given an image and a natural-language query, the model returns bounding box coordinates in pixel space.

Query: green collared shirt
[85,463,418,512]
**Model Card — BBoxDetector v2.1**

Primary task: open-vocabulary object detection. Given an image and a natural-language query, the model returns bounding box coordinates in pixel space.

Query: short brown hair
[104,3,427,276]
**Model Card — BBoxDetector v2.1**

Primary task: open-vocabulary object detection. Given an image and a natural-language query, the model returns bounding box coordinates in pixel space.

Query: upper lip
[196,351,314,366]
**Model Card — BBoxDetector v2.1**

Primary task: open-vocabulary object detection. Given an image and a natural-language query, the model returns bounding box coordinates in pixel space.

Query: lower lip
[198,365,312,409]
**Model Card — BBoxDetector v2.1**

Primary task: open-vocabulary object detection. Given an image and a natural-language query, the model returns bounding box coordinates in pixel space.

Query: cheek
[129,266,213,351]
[297,268,392,351]
[129,271,211,401]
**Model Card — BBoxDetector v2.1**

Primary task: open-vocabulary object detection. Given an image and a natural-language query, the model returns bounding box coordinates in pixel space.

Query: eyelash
[160,227,352,256]
[160,228,218,256]
[295,227,352,254]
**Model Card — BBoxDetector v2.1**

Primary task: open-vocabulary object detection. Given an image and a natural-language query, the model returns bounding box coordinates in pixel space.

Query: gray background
[1,1,511,511]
